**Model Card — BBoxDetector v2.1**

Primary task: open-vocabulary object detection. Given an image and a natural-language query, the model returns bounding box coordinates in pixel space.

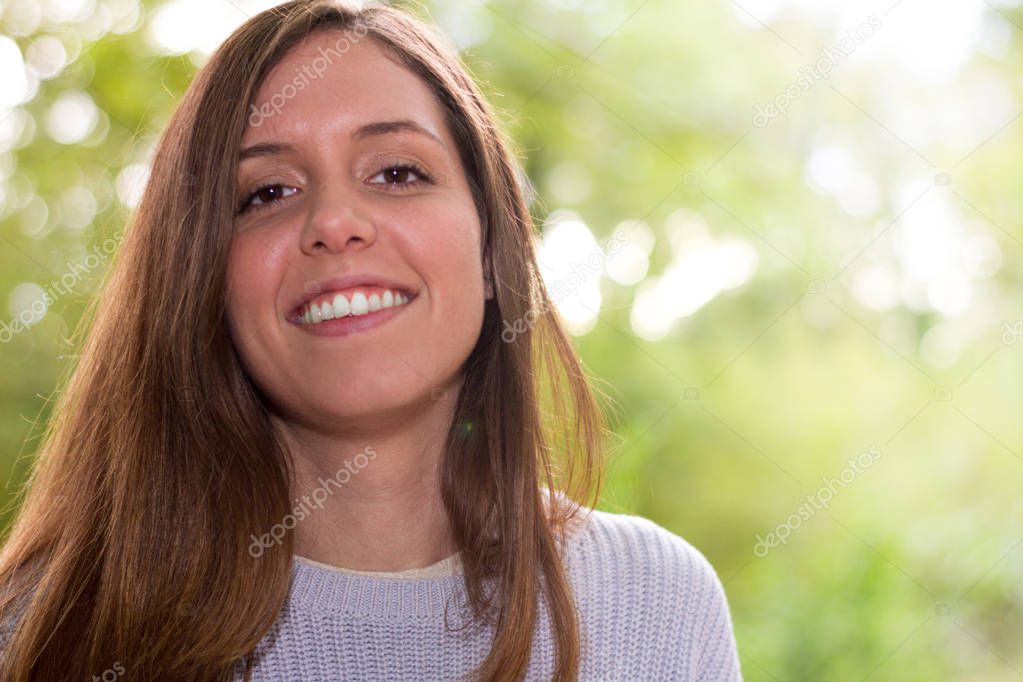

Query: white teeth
[332,293,350,317]
[299,288,413,325]
[350,292,368,315]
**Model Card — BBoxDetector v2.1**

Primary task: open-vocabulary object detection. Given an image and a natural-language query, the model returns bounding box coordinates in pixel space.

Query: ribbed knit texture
[237,505,743,681]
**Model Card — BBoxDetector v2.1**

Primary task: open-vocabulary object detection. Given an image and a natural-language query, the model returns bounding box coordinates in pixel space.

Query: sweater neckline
[284,494,591,620]
[287,548,477,621]
[293,550,463,578]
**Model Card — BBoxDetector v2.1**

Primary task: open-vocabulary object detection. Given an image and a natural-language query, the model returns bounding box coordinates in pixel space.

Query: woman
[0,1,742,680]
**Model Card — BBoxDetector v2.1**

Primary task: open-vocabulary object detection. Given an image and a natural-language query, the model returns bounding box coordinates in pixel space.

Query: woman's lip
[290,296,414,338]
[287,275,417,319]
[288,286,417,321]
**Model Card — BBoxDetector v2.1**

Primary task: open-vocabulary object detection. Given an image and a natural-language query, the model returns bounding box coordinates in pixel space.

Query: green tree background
[1,0,1020,679]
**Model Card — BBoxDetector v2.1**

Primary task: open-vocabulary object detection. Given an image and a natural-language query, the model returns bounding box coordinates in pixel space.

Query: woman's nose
[300,183,378,255]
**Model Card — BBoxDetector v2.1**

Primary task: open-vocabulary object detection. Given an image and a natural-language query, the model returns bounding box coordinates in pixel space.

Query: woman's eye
[238,184,299,214]
[237,164,429,215]
[367,163,431,190]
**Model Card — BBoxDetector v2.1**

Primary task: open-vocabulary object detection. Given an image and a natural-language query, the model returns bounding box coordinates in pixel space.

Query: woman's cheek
[225,232,284,348]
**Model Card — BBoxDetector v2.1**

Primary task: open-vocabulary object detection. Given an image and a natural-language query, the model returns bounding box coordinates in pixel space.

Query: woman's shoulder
[558,501,743,679]
[563,502,726,596]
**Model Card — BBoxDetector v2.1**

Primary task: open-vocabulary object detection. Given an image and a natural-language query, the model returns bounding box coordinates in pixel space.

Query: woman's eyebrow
[352,119,445,148]
[238,119,445,162]
[238,141,293,161]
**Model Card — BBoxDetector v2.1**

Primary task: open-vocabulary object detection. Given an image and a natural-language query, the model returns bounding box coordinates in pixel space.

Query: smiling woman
[0,1,741,681]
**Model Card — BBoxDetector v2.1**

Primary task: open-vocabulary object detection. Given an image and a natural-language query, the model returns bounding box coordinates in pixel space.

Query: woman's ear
[484,271,494,300]
[483,253,494,300]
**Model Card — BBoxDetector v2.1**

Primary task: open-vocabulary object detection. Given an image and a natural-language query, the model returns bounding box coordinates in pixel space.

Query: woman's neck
[271,390,460,572]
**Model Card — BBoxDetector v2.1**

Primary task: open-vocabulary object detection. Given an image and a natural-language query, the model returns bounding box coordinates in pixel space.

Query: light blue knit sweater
[237,506,743,681]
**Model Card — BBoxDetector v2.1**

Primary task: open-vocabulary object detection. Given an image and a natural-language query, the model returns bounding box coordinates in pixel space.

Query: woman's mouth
[289,286,417,338]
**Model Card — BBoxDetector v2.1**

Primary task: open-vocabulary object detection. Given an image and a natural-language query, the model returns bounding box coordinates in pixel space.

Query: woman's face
[225,32,489,429]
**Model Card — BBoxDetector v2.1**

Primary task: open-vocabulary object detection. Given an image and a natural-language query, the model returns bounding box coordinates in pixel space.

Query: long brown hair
[0,1,609,679]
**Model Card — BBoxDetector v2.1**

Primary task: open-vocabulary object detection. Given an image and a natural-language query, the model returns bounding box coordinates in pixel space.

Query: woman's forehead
[253,34,414,107]
[244,33,448,147]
